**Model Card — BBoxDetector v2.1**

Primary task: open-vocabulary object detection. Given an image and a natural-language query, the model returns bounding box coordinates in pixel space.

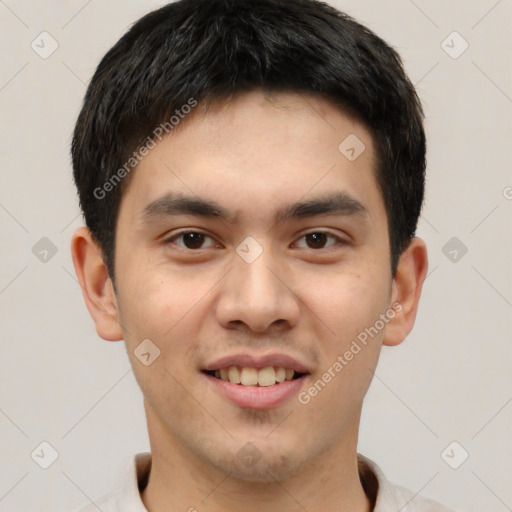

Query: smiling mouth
[203,366,306,387]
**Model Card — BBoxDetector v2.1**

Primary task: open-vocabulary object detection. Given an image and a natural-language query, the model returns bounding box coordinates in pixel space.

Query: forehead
[118,90,385,228]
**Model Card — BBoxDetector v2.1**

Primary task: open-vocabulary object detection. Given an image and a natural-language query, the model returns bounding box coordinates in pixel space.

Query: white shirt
[77,452,455,512]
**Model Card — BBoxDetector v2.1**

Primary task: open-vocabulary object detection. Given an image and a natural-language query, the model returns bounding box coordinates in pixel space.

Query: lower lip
[204,373,308,409]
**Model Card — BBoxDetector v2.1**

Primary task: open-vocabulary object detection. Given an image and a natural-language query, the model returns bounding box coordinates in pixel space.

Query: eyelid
[292,230,348,249]
[163,229,220,249]
[162,228,349,251]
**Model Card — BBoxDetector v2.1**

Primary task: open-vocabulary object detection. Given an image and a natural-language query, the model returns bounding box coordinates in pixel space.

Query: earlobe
[382,237,428,347]
[70,226,124,342]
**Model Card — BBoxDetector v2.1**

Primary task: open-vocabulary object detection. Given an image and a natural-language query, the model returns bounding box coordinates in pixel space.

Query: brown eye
[182,232,206,249]
[305,233,328,249]
[294,232,342,250]
[167,231,217,250]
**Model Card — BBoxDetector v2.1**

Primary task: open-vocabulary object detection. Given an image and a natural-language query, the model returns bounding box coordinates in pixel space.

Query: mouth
[202,366,306,387]
[201,354,312,409]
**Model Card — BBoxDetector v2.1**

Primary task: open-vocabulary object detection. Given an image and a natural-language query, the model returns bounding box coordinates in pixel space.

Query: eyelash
[163,230,347,251]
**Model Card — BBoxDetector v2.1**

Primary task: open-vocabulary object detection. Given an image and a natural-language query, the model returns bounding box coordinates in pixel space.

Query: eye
[165,231,218,250]
[293,232,344,250]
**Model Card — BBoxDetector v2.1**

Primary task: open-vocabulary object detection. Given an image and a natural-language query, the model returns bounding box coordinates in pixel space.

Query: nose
[214,248,301,334]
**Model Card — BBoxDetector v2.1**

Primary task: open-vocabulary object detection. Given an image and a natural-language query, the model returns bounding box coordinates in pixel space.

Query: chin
[204,443,308,483]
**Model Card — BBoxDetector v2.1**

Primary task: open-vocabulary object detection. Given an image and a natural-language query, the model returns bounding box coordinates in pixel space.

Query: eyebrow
[139,191,369,226]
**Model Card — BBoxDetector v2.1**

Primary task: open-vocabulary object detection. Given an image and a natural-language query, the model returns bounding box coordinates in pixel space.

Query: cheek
[119,262,199,339]
[117,268,209,400]
[302,266,390,340]
[300,267,390,397]
[117,272,205,417]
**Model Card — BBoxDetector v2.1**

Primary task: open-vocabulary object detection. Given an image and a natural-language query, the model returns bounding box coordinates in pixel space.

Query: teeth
[212,366,300,386]
[240,367,258,385]
[258,366,276,387]
[228,366,240,384]
[275,367,286,382]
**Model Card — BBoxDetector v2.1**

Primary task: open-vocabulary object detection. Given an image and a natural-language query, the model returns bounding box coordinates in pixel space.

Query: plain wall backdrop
[0,1,511,511]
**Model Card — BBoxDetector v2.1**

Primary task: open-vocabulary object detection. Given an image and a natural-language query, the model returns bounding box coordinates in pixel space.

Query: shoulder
[75,489,121,512]
[389,483,456,512]
[358,454,457,512]
[73,452,151,512]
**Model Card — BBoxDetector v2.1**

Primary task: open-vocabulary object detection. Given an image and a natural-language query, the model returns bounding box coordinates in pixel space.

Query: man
[70,0,454,510]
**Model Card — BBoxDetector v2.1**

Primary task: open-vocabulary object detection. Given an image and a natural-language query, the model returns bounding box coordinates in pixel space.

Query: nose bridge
[240,252,278,302]
[216,243,300,332]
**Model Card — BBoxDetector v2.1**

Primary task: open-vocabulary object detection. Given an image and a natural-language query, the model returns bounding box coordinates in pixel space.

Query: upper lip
[202,353,312,374]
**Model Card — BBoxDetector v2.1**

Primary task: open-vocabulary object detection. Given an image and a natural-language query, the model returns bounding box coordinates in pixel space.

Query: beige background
[0,1,511,511]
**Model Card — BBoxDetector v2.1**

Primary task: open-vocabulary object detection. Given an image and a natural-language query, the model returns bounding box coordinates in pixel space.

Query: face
[112,90,396,481]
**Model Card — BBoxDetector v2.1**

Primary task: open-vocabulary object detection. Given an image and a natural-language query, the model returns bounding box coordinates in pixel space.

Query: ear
[383,237,428,347]
[71,226,123,341]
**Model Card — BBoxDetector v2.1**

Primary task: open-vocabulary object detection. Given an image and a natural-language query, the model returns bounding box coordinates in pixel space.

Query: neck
[141,402,371,512]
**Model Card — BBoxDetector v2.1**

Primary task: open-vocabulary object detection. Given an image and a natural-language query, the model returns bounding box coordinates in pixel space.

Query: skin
[72,90,428,512]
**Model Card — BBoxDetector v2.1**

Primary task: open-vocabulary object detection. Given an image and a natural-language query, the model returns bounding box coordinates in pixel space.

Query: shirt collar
[117,452,152,512]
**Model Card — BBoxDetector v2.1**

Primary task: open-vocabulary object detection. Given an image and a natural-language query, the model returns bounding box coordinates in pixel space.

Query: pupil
[184,232,204,249]
[307,233,327,249]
